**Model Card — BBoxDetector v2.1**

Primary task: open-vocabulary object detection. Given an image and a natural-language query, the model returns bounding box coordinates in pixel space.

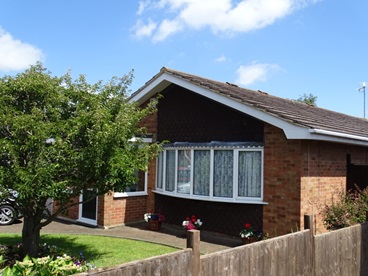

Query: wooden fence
[77,216,368,276]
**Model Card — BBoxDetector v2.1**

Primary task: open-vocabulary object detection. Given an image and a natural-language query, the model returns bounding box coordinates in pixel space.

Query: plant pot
[242,237,257,245]
[148,221,161,231]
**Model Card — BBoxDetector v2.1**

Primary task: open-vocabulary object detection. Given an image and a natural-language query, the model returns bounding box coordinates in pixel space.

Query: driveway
[0,218,241,254]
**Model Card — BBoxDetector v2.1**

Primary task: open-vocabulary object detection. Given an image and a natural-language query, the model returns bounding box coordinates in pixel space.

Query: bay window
[155,142,264,203]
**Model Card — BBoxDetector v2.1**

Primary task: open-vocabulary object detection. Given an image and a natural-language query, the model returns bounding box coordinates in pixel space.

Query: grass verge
[0,233,179,268]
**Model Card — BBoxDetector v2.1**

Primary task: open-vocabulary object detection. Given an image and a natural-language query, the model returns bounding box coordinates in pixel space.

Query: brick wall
[299,140,346,234]
[263,124,302,236]
[300,141,368,233]
[263,123,368,236]
[54,196,79,220]
[97,193,148,226]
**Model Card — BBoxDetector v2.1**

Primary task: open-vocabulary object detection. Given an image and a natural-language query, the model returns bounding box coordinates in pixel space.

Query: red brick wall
[263,124,302,236]
[300,141,368,233]
[98,193,148,226]
[55,197,79,220]
[263,123,368,236]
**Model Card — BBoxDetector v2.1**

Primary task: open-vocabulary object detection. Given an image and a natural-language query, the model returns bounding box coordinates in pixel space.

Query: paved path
[0,219,241,254]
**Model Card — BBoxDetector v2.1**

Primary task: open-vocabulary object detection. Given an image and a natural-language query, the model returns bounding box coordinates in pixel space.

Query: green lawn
[0,233,179,268]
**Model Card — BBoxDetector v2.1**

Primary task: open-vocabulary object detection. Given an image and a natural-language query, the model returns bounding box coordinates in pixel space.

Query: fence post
[304,214,315,276]
[187,230,200,276]
[304,214,314,234]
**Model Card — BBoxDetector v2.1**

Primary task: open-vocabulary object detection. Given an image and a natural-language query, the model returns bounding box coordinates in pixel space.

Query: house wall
[152,85,265,236]
[60,84,368,235]
[263,124,302,236]
[155,193,263,236]
[299,140,368,234]
[263,123,368,236]
[54,196,79,220]
[97,193,147,226]
[157,85,263,142]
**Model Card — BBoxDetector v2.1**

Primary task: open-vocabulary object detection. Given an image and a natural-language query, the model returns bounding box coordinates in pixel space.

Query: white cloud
[133,0,318,41]
[0,27,44,72]
[235,63,280,86]
[132,19,158,39]
[215,55,227,62]
[137,0,153,15]
[153,19,183,42]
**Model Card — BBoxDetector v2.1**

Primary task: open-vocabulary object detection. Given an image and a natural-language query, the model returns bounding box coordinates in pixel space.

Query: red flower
[244,223,251,229]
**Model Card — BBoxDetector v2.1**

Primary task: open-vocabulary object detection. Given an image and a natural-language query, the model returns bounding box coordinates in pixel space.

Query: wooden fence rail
[77,215,368,276]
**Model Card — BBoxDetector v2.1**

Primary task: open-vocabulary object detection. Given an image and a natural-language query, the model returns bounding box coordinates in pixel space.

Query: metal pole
[358,83,366,118]
[364,86,366,118]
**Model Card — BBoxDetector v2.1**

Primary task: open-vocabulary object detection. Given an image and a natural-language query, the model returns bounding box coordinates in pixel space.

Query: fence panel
[200,230,312,276]
[76,222,368,276]
[361,222,368,275]
[314,224,361,275]
[76,249,193,276]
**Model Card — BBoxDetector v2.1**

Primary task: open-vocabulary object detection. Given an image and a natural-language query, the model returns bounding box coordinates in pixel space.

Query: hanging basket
[148,221,161,231]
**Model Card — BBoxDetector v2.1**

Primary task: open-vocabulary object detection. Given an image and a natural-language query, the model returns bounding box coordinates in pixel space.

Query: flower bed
[0,242,95,275]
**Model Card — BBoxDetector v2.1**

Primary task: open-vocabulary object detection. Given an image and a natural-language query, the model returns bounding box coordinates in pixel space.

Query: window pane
[213,150,233,198]
[193,150,210,196]
[156,152,164,189]
[124,170,145,192]
[238,151,261,197]
[177,150,191,194]
[165,150,175,192]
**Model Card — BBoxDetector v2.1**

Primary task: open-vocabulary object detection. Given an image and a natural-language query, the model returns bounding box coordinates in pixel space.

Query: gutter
[309,128,368,142]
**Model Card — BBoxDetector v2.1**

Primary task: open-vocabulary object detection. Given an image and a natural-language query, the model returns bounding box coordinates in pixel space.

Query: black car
[0,190,21,225]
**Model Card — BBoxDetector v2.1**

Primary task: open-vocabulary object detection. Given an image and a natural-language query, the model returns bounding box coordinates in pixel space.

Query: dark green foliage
[0,63,161,256]
[321,187,368,230]
[296,93,317,106]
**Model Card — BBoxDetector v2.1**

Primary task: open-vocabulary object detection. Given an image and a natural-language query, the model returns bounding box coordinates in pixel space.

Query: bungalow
[63,67,368,237]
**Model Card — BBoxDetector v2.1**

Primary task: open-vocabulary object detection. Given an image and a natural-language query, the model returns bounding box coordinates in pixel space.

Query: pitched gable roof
[131,67,368,147]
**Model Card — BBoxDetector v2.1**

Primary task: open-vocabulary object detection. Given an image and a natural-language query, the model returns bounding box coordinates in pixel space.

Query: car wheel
[0,205,16,225]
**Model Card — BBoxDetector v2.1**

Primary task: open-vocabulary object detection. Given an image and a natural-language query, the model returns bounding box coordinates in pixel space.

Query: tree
[0,63,161,257]
[296,93,317,106]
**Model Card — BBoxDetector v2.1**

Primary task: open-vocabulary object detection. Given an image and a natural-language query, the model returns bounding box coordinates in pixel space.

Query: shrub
[321,187,368,230]
[0,243,95,275]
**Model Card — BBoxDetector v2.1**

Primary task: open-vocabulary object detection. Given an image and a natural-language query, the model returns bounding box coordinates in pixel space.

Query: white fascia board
[308,129,368,146]
[129,73,175,104]
[130,73,368,146]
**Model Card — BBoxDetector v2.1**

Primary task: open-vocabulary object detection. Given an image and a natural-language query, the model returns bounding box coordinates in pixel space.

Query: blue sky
[1,0,368,118]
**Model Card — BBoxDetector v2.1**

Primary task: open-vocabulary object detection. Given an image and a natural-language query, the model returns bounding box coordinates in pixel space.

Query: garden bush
[321,186,368,230]
[0,243,94,275]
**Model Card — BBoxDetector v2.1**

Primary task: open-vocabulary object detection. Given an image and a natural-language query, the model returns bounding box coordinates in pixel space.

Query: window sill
[113,191,148,198]
[152,189,268,205]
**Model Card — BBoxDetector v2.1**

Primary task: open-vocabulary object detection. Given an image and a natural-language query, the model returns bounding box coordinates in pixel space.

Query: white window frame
[113,170,148,198]
[154,144,265,204]
[114,136,152,198]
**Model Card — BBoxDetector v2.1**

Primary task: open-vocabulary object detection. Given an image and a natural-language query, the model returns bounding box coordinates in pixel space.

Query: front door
[78,189,98,225]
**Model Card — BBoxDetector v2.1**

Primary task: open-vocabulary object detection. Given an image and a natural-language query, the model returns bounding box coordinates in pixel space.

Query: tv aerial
[357,82,366,118]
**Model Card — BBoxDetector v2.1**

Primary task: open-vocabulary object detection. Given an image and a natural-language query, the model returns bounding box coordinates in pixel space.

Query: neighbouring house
[61,67,368,238]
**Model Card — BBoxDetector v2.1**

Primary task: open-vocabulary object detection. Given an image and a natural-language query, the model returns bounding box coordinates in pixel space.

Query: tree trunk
[22,214,42,257]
